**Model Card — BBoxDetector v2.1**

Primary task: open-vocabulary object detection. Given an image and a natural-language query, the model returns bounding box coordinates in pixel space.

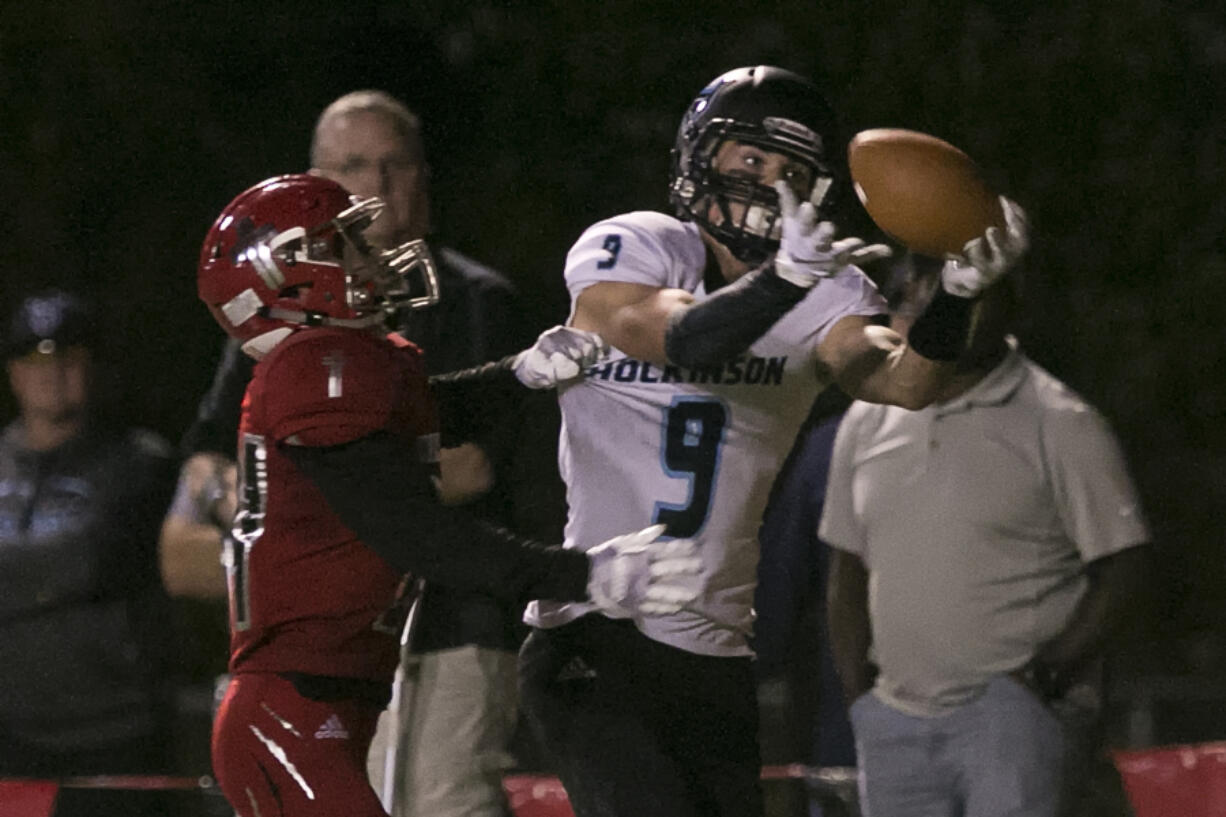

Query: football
[847,128,1005,258]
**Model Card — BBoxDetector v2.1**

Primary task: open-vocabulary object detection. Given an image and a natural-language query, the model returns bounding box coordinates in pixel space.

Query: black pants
[519,614,763,817]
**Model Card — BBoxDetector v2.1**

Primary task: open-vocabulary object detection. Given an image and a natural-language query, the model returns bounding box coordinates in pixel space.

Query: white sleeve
[1043,400,1150,561]
[810,267,889,348]
[563,213,685,301]
[818,403,870,558]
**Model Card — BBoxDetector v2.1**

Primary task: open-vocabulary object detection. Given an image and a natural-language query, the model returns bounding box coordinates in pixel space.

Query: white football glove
[586,524,702,618]
[940,196,1029,298]
[512,326,610,389]
[772,180,893,287]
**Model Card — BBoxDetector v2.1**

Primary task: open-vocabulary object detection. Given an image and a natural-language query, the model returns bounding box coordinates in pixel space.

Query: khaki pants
[368,644,519,817]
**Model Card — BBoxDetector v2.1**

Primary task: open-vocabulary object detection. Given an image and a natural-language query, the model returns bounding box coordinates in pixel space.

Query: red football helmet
[198,174,439,358]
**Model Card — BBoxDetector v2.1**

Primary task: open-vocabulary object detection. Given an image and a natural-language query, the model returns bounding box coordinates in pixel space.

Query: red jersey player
[197,174,700,817]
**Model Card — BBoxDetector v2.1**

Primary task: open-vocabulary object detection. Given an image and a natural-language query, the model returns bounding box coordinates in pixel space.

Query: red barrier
[501,765,859,817]
[1,768,849,817]
[502,775,573,817]
[1113,742,1226,817]
[0,781,59,817]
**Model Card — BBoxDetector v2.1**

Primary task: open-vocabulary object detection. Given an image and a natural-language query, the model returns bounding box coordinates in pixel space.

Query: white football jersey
[524,211,886,656]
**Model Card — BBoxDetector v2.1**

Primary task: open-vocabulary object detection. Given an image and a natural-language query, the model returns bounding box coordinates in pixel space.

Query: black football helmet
[669,66,841,265]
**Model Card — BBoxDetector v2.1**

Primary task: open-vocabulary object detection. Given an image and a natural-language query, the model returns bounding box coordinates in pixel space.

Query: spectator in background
[0,290,177,815]
[823,256,1150,817]
[160,89,550,817]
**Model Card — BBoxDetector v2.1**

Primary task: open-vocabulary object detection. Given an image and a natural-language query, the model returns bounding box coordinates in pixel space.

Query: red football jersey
[225,327,438,682]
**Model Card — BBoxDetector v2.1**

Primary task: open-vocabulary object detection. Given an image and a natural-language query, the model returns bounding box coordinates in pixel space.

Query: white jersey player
[526,211,884,655]
[518,65,1030,817]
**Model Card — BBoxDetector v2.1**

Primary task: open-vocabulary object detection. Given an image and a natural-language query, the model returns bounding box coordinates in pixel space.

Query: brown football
[847,128,1004,258]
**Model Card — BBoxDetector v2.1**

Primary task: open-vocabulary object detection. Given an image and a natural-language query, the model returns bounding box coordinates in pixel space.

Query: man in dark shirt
[0,290,178,816]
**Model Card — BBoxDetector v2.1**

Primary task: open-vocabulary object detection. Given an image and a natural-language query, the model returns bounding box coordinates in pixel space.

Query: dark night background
[2,1,1224,745]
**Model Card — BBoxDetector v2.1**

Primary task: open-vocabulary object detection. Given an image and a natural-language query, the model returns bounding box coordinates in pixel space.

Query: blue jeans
[850,676,1066,817]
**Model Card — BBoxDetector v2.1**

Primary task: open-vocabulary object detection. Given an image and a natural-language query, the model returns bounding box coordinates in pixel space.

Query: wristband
[906,286,975,361]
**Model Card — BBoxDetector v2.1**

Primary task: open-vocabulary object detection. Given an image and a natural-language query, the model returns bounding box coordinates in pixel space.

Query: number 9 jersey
[225,327,439,683]
[524,210,885,657]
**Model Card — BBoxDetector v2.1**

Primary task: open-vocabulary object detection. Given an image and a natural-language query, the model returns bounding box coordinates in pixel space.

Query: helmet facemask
[371,239,440,310]
[331,197,441,315]
[254,196,441,323]
[673,117,834,266]
[668,67,841,267]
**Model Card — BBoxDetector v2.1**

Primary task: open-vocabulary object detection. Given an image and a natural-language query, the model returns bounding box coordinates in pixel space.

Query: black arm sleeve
[663,266,811,368]
[180,337,255,458]
[427,355,524,448]
[281,432,589,605]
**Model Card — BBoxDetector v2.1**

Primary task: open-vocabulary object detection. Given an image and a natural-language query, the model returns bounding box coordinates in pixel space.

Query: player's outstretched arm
[571,281,694,365]
[573,262,827,371]
[573,181,891,370]
[428,325,608,391]
[282,433,698,614]
[428,325,608,446]
[818,197,1029,409]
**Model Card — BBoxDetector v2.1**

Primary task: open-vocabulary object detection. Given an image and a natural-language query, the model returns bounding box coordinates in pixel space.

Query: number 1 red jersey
[225,327,438,682]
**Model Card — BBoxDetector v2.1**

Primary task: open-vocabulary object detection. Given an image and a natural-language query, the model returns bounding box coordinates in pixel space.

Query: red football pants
[212,672,387,817]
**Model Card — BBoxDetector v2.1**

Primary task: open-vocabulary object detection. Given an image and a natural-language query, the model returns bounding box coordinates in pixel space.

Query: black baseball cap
[4,290,97,360]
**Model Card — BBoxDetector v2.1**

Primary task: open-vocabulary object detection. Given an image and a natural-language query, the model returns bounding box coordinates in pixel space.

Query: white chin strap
[241,328,294,360]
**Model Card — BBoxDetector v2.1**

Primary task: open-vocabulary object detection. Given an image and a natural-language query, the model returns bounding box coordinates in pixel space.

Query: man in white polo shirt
[822,256,1150,817]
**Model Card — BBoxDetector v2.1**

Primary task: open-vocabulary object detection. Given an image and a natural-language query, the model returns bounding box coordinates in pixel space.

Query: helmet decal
[219,288,264,328]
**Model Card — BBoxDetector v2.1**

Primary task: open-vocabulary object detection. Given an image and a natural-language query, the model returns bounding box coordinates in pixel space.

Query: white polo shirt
[819,340,1149,716]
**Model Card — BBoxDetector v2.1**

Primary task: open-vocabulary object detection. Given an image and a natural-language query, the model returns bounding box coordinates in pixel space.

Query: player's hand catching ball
[772,180,893,288]
[586,524,701,618]
[513,325,610,389]
[940,196,1029,298]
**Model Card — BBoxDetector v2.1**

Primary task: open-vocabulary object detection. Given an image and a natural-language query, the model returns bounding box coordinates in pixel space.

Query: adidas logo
[314,714,350,740]
[555,656,597,683]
